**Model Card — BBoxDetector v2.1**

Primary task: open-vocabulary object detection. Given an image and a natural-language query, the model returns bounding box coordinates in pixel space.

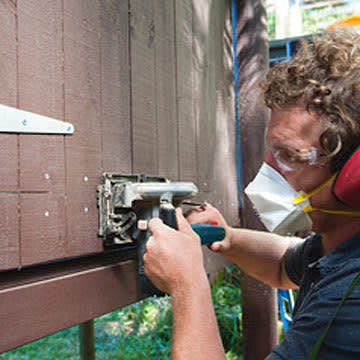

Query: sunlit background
[267,0,360,39]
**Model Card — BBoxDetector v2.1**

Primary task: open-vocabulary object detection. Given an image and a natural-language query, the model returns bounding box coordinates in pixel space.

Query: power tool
[97,173,225,295]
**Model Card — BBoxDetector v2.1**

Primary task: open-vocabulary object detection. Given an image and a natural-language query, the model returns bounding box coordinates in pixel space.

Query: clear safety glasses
[267,143,328,172]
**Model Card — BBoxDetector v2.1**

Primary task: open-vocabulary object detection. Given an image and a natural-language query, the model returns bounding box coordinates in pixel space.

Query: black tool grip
[159,203,178,229]
[141,205,227,296]
[141,203,178,296]
[139,230,164,296]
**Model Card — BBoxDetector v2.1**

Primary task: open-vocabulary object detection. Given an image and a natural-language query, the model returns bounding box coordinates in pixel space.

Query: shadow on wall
[191,0,238,219]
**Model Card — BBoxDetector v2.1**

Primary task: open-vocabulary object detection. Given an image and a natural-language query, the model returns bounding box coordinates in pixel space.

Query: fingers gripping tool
[97,174,225,296]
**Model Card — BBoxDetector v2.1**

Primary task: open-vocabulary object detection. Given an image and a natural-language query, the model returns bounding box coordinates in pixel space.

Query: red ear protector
[333,147,360,210]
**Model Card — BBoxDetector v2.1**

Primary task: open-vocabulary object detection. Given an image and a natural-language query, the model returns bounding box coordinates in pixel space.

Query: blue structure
[278,289,295,332]
[231,0,243,211]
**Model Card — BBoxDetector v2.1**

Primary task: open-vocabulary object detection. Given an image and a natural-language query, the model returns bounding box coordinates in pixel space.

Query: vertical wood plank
[154,0,178,180]
[0,1,17,108]
[0,135,18,192]
[0,2,18,270]
[0,1,18,193]
[100,0,132,174]
[199,0,239,272]
[192,0,217,194]
[17,0,66,267]
[206,1,239,223]
[64,0,102,256]
[20,194,66,267]
[17,0,63,120]
[0,195,19,270]
[18,0,64,192]
[191,0,239,272]
[64,0,102,192]
[19,136,65,193]
[130,0,158,175]
[66,191,99,256]
[175,0,197,183]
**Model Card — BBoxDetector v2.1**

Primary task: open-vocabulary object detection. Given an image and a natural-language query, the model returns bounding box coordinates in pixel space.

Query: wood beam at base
[0,253,142,353]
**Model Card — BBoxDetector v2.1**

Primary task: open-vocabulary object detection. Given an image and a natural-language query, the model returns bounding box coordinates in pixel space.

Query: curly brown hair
[262,29,360,172]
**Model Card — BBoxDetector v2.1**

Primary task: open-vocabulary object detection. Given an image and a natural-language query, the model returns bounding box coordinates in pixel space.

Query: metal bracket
[0,104,74,135]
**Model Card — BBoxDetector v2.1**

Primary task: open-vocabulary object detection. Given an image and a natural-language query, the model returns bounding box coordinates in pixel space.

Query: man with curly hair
[144,29,360,359]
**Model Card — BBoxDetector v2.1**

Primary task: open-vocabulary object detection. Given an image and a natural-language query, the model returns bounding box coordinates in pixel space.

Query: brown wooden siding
[0,0,237,271]
[0,0,238,352]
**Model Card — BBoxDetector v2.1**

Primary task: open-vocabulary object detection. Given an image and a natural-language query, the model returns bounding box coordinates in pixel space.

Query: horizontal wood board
[0,256,141,353]
[0,0,239,352]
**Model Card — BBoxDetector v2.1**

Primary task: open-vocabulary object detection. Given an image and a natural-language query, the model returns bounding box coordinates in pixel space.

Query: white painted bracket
[0,104,74,135]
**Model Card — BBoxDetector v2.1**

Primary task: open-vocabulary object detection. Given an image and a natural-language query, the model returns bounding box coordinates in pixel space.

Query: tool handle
[191,224,226,245]
[141,203,178,296]
[140,208,226,296]
[159,203,178,230]
[159,206,226,245]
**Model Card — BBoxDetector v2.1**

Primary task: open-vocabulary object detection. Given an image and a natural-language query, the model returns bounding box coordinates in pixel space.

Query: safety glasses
[267,143,328,172]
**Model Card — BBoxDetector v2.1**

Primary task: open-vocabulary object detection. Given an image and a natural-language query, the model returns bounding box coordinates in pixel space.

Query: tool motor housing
[97,173,198,247]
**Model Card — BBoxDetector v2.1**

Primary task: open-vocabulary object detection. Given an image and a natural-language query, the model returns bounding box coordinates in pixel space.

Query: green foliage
[278,320,285,343]
[94,296,173,359]
[212,266,243,358]
[302,7,353,35]
[0,327,79,360]
[0,266,243,360]
[267,9,276,39]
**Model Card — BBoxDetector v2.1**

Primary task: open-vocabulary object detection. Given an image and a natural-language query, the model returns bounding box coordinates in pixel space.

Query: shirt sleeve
[283,237,307,286]
[283,234,321,286]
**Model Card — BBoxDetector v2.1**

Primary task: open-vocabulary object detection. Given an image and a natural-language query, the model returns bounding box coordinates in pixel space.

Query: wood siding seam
[191,0,200,188]
[15,0,21,269]
[173,0,181,181]
[61,0,69,256]
[99,3,103,173]
[153,5,159,177]
[128,0,134,175]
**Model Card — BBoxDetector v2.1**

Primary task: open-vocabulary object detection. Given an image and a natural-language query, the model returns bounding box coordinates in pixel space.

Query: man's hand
[144,208,206,295]
[186,203,232,253]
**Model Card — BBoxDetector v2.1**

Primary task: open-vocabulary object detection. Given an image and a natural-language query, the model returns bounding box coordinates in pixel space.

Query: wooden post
[235,0,278,359]
[79,320,95,360]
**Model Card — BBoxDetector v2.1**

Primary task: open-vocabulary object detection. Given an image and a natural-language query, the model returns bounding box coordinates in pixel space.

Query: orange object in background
[327,15,360,30]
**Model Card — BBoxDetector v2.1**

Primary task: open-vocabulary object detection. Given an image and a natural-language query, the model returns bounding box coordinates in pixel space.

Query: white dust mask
[244,163,360,236]
[244,162,312,235]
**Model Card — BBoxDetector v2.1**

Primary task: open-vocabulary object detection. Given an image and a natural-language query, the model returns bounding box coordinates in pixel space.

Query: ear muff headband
[333,147,360,210]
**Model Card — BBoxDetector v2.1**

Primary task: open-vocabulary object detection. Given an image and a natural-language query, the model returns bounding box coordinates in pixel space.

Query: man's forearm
[223,228,300,289]
[171,272,226,360]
